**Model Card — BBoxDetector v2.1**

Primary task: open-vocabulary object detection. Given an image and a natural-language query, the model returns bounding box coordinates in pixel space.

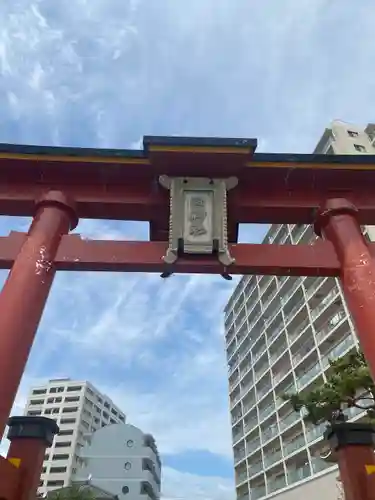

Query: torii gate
[1,136,375,499]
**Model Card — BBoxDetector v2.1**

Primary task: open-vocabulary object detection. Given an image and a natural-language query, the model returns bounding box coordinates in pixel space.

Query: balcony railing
[253,345,267,364]
[251,485,266,500]
[305,423,326,443]
[281,280,301,307]
[234,448,246,463]
[259,404,275,422]
[288,318,310,344]
[267,326,284,346]
[273,366,292,385]
[243,400,256,415]
[269,345,288,365]
[315,310,347,342]
[310,289,340,320]
[264,449,282,468]
[311,457,332,474]
[292,225,308,242]
[244,419,258,433]
[275,384,294,408]
[232,413,243,425]
[231,393,242,408]
[237,471,248,484]
[247,438,261,454]
[305,278,327,300]
[262,426,278,444]
[321,336,354,369]
[287,465,310,484]
[249,461,263,477]
[233,429,244,443]
[267,475,286,493]
[283,434,306,456]
[291,342,315,367]
[242,383,253,395]
[238,494,249,500]
[255,364,268,382]
[257,385,272,401]
[296,363,320,390]
[279,411,299,431]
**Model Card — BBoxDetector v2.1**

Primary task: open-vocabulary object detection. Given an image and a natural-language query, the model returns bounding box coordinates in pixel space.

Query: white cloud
[162,467,234,500]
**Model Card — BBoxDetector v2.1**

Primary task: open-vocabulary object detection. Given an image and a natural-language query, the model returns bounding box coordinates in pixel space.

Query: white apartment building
[24,378,126,496]
[73,423,161,500]
[225,121,375,500]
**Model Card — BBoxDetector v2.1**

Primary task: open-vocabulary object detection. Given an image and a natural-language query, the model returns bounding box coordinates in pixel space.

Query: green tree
[283,350,375,425]
[47,485,96,500]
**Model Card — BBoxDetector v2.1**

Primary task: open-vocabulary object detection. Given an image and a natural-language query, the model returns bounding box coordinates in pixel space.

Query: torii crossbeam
[2,136,375,497]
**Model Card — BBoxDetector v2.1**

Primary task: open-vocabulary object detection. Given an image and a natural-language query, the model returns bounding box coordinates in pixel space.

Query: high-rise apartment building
[225,121,375,500]
[24,378,126,496]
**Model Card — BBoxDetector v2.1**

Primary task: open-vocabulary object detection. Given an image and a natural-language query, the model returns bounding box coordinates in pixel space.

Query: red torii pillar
[0,191,77,437]
[315,198,375,381]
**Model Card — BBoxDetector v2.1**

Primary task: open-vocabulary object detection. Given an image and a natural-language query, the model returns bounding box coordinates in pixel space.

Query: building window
[122,486,129,495]
[49,387,64,393]
[47,397,63,404]
[44,409,52,415]
[67,386,82,392]
[354,144,366,152]
[97,397,103,404]
[124,462,132,470]
[47,480,65,486]
[27,410,42,416]
[119,415,125,422]
[42,467,47,473]
[44,454,49,461]
[62,407,78,413]
[110,419,116,424]
[103,411,109,420]
[60,418,76,425]
[348,130,359,137]
[65,396,80,403]
[81,420,90,429]
[52,454,70,461]
[32,389,47,395]
[29,399,44,405]
[87,388,94,396]
[58,429,74,436]
[126,440,134,448]
[50,466,67,474]
[111,408,118,416]
[84,397,93,407]
[55,441,72,448]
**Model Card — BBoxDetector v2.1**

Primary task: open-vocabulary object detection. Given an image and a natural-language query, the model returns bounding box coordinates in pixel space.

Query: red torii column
[315,198,375,380]
[0,191,77,437]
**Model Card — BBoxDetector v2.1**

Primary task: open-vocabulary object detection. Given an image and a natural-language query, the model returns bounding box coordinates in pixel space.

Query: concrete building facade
[225,121,375,500]
[24,378,126,496]
[73,423,161,500]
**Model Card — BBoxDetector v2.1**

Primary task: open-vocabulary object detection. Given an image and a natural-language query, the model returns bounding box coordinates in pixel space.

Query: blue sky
[1,0,375,499]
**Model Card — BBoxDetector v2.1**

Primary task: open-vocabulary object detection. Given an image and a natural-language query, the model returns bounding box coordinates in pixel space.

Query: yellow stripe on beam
[0,152,150,165]
[8,457,21,468]
[247,161,375,171]
[148,145,253,154]
[366,465,375,475]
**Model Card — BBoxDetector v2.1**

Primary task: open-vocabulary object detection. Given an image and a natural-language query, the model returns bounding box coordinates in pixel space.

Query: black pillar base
[7,416,59,447]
